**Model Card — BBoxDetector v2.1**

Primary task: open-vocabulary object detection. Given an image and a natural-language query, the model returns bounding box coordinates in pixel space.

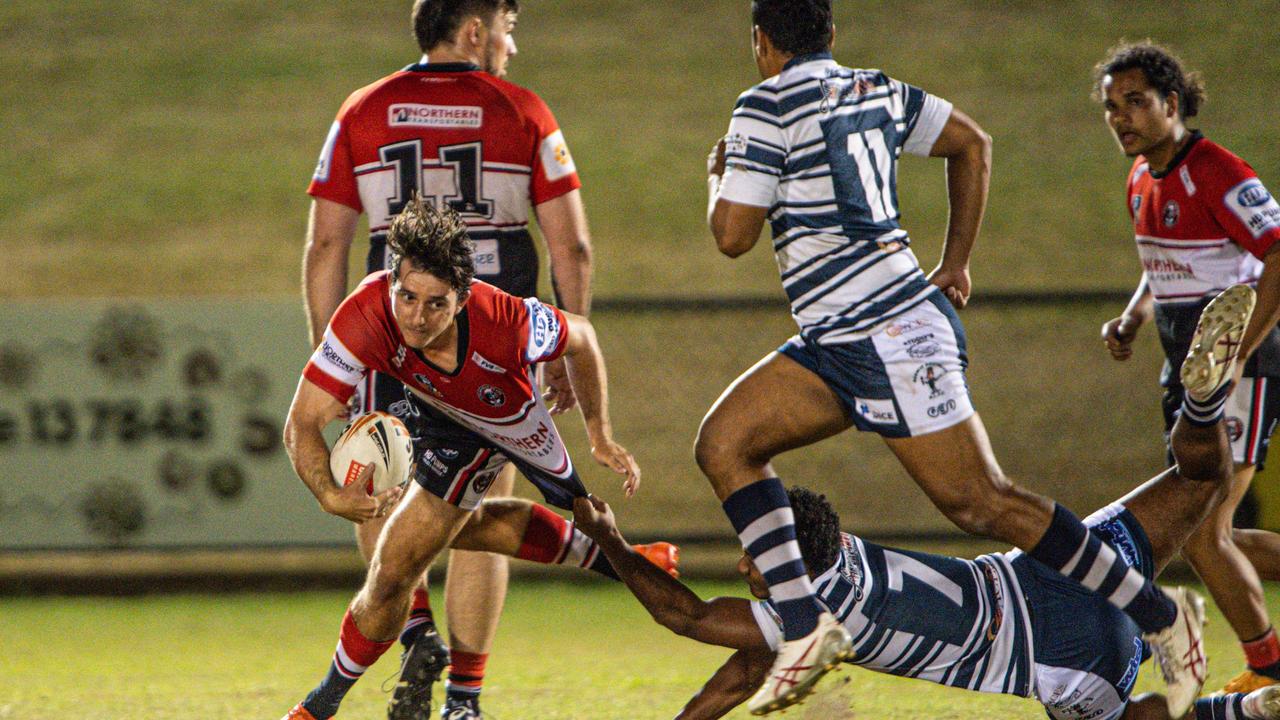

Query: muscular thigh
[701,351,851,462]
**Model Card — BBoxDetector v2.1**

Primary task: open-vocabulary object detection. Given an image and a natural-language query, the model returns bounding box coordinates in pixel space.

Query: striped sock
[399,587,435,648]
[445,649,487,703]
[1028,504,1175,633]
[1182,383,1232,426]
[302,610,394,719]
[516,503,618,579]
[723,478,821,641]
[1196,693,1247,719]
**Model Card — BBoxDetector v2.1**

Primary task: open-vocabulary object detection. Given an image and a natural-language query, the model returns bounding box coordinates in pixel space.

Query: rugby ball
[329,411,414,495]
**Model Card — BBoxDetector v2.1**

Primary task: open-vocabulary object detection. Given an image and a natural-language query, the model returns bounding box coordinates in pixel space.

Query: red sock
[411,587,432,615]
[446,649,488,697]
[1244,627,1280,671]
[516,504,571,564]
[336,610,394,677]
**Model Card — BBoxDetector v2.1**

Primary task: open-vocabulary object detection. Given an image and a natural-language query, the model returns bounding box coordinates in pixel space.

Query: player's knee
[935,477,1018,539]
[365,556,422,605]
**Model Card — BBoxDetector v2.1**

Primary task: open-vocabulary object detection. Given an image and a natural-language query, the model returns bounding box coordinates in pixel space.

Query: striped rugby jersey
[719,52,953,345]
[752,532,1034,698]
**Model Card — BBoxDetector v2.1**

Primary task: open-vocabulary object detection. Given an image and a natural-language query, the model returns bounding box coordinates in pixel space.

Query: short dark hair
[412,0,519,53]
[751,0,833,57]
[788,486,841,574]
[386,195,475,298]
[1093,41,1206,119]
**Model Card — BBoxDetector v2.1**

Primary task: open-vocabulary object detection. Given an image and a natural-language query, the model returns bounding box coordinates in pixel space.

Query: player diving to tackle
[281,197,662,720]
[578,286,1270,720]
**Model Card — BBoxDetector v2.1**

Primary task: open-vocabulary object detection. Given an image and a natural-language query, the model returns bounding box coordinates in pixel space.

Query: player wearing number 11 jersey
[698,1,1208,714]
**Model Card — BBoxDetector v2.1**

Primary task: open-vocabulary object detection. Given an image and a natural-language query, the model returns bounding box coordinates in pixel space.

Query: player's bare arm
[534,189,594,414]
[1103,274,1155,362]
[303,198,359,347]
[560,313,641,494]
[706,136,769,258]
[925,108,992,309]
[283,376,404,523]
[573,496,767,650]
[675,648,773,720]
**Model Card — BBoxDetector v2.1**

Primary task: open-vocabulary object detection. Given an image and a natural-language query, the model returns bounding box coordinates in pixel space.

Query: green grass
[2,580,1276,719]
[3,1,1280,298]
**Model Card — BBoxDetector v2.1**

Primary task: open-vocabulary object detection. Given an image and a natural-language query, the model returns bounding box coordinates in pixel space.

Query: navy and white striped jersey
[752,532,1035,698]
[719,52,953,345]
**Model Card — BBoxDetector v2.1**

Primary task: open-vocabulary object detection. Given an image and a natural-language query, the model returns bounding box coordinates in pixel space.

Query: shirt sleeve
[890,76,953,158]
[750,600,784,652]
[718,87,786,208]
[1202,160,1280,258]
[306,102,363,212]
[524,92,582,206]
[520,297,570,364]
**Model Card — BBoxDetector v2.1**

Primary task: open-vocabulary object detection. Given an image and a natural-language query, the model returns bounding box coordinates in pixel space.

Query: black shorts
[401,395,587,512]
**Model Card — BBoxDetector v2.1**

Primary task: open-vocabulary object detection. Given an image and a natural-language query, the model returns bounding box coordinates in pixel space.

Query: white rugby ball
[329,411,414,495]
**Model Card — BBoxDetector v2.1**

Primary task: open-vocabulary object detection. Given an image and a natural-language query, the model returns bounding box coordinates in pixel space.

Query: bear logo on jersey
[478,384,506,407]
[1162,200,1180,228]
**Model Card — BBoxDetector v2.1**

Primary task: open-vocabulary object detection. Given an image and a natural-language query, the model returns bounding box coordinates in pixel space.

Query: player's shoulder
[335,69,416,118]
[341,271,392,317]
[470,73,553,119]
[1186,135,1257,183]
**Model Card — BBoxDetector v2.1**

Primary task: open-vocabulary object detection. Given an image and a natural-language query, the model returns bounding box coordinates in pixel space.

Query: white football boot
[1181,284,1256,401]
[747,611,852,715]
[1244,683,1280,719]
[1145,586,1207,718]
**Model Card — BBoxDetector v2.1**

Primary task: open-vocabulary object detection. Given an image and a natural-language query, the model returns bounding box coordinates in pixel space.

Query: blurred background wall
[3,1,1279,560]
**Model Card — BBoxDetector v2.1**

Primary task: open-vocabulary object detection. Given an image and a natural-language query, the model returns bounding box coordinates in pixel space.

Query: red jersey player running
[281,198,642,720]
[303,1,596,716]
[1097,42,1280,694]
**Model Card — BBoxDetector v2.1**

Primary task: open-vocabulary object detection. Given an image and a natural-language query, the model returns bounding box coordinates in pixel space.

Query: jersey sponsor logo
[392,345,407,369]
[413,373,443,397]
[980,563,1004,641]
[913,363,953,399]
[1131,195,1142,214]
[854,397,898,424]
[1162,200,1180,228]
[313,120,341,182]
[388,104,483,129]
[524,299,562,361]
[1179,165,1197,196]
[438,447,460,459]
[488,420,554,453]
[388,400,412,419]
[421,449,448,476]
[472,468,498,494]
[539,129,576,182]
[471,351,507,374]
[1225,178,1280,239]
[884,317,928,338]
[320,342,358,375]
[477,384,506,407]
[926,399,957,418]
[723,133,747,155]
[471,239,500,276]
[1118,635,1144,694]
[907,341,940,359]
[838,534,865,600]
[1140,256,1194,280]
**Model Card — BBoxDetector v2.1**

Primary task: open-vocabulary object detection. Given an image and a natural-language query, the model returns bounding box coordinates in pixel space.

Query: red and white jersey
[307,60,581,272]
[1128,132,1280,304]
[303,272,574,475]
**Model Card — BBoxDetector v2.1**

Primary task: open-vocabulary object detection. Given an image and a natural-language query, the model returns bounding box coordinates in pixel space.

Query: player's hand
[927,264,971,309]
[572,494,619,541]
[540,357,578,416]
[591,440,641,497]
[1101,314,1143,361]
[707,137,727,177]
[322,464,404,523]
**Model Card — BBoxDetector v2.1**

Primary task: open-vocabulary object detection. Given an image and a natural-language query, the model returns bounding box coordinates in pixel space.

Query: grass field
[4,580,1279,719]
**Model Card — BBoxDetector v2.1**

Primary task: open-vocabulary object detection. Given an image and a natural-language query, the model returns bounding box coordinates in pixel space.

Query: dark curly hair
[386,195,475,298]
[752,0,833,57]
[1093,41,1205,119]
[788,486,842,574]
[412,0,518,53]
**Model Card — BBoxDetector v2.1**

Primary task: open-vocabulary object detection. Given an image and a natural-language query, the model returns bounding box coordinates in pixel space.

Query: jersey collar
[783,51,834,71]
[1148,130,1203,179]
[403,60,481,73]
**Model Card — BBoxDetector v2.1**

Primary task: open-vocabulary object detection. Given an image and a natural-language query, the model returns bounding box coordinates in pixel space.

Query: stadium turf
[3,580,1277,719]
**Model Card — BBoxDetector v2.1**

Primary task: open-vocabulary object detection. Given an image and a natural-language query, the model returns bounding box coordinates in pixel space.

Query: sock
[399,587,435,648]
[445,649,487,705]
[1182,382,1232,426]
[302,610,395,720]
[516,503,619,579]
[723,478,821,641]
[1244,627,1280,679]
[1197,693,1248,719]
[1028,504,1176,633]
